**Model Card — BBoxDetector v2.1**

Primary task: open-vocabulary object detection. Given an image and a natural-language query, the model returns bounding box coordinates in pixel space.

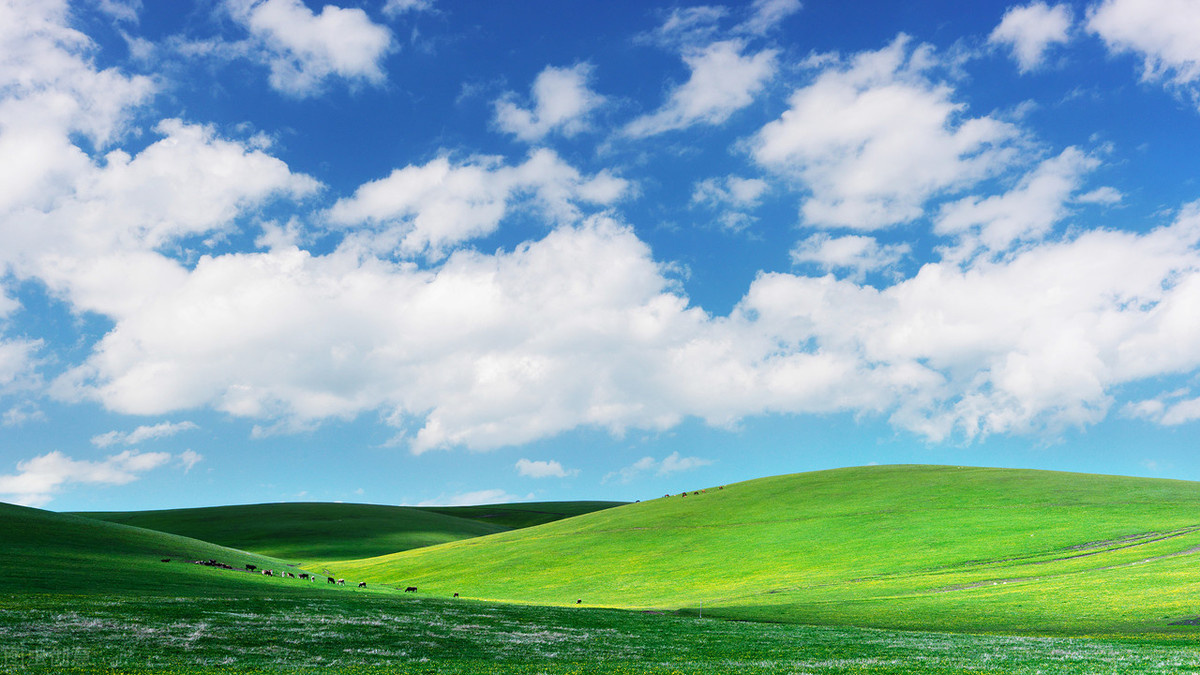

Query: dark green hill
[0,501,319,595]
[74,500,624,564]
[330,465,1200,636]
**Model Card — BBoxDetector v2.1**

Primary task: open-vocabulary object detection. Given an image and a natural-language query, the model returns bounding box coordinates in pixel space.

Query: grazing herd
[160,493,723,604]
[160,557,436,595]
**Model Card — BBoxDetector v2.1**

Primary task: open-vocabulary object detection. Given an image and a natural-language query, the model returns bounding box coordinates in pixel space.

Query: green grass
[0,501,390,596]
[327,465,1200,636]
[74,501,624,565]
[8,465,1200,671]
[3,592,1199,674]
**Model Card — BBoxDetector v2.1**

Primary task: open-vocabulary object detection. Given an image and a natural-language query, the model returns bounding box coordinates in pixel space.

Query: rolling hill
[324,465,1200,636]
[0,501,330,595]
[74,500,624,564]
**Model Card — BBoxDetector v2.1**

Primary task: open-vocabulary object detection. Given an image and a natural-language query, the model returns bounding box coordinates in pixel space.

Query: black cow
[405,586,417,593]
[160,558,170,563]
[327,577,336,584]
[358,581,366,588]
[453,593,459,598]
[246,564,256,571]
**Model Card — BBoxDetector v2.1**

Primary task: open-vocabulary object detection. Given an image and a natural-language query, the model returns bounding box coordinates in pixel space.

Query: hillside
[0,501,335,595]
[74,500,624,564]
[326,465,1200,636]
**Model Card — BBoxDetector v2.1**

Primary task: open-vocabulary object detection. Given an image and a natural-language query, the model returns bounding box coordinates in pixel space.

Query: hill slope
[0,501,336,595]
[74,501,624,564]
[327,465,1200,636]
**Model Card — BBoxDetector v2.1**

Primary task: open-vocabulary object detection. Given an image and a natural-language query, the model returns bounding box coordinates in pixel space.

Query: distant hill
[325,465,1200,636]
[74,501,624,565]
[0,501,315,595]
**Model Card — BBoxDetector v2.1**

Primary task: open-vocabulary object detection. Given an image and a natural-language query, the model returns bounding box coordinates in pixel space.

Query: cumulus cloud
[624,40,777,138]
[515,458,578,478]
[691,175,769,232]
[91,420,199,448]
[604,452,713,484]
[494,64,605,142]
[989,2,1073,73]
[326,149,627,258]
[790,233,909,279]
[1089,0,1200,106]
[753,35,1023,229]
[0,449,174,507]
[935,146,1106,259]
[0,338,42,392]
[226,0,393,97]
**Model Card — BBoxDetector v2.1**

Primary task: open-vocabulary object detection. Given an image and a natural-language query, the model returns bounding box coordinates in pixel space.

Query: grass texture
[326,465,1200,636]
[74,501,623,565]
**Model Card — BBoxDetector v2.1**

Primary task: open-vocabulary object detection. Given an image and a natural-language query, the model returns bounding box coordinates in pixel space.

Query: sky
[3,0,1200,511]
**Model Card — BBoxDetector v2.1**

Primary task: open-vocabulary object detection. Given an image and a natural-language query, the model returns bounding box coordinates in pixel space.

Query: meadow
[4,592,1200,674]
[7,465,1200,672]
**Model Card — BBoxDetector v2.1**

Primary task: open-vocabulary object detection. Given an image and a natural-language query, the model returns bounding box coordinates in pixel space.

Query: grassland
[4,592,1200,674]
[9,464,1200,672]
[74,501,623,565]
[328,465,1200,636]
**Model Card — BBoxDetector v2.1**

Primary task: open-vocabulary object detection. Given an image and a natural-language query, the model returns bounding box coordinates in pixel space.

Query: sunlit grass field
[8,465,1200,672]
[329,465,1200,636]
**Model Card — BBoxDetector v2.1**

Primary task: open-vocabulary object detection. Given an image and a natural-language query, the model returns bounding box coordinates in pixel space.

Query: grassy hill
[0,501,348,595]
[74,500,624,565]
[326,465,1200,636]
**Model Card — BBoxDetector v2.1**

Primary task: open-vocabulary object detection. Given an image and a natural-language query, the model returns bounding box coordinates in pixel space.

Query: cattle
[262,570,273,576]
[576,599,582,604]
[405,587,417,593]
[286,573,295,578]
[327,577,336,584]
[337,579,345,585]
[161,558,170,563]
[453,593,459,598]
[298,573,309,580]
[358,581,367,588]
[246,564,256,571]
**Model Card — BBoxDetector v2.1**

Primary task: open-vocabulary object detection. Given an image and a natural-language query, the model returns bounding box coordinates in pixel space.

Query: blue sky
[4,0,1200,511]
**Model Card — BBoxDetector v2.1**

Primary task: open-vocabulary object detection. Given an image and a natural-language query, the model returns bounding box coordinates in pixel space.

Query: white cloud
[753,35,1024,229]
[226,0,393,97]
[494,64,605,142]
[624,40,777,138]
[178,449,203,472]
[603,452,713,483]
[3,402,45,427]
[416,488,532,506]
[91,420,199,448]
[0,449,173,507]
[735,0,802,36]
[935,146,1103,258]
[1,119,320,318]
[326,149,627,258]
[1089,0,1200,105]
[989,2,1073,73]
[0,338,42,392]
[692,175,769,209]
[692,175,770,232]
[383,0,433,17]
[790,233,909,279]
[515,458,578,478]
[644,6,728,48]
